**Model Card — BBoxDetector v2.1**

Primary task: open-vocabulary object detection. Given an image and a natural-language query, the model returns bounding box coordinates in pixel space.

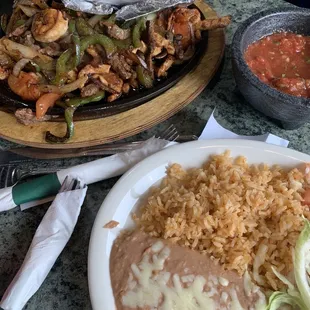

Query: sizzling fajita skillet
[0,0,228,147]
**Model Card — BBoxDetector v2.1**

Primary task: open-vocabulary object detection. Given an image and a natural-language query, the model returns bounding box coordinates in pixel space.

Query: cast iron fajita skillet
[0,1,208,121]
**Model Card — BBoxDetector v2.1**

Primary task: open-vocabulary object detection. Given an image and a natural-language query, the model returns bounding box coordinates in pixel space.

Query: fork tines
[59,177,82,193]
[157,124,179,142]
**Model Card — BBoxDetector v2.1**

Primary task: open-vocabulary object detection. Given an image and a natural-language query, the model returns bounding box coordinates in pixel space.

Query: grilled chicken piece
[200,16,232,30]
[148,21,175,57]
[107,93,122,102]
[86,46,103,66]
[98,72,123,94]
[129,72,139,89]
[157,55,175,77]
[122,83,130,94]
[147,20,174,75]
[101,22,131,40]
[131,40,147,54]
[78,64,111,78]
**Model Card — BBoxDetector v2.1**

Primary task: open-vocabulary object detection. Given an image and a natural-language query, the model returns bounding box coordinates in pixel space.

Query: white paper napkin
[56,137,170,185]
[199,111,289,147]
[0,183,87,310]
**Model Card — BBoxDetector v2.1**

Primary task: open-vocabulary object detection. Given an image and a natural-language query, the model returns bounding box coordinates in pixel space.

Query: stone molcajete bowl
[231,7,310,130]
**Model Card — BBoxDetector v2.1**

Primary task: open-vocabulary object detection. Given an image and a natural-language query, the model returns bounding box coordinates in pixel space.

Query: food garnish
[266,219,310,310]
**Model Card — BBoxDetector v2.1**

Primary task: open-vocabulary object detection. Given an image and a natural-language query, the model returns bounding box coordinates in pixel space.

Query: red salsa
[244,32,310,98]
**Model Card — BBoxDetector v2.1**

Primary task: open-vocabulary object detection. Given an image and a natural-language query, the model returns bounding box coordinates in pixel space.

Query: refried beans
[110,230,266,310]
[244,32,310,98]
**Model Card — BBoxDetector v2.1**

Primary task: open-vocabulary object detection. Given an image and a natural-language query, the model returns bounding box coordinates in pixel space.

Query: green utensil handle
[12,173,61,206]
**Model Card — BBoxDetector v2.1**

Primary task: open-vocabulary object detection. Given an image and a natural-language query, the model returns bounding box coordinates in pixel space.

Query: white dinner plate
[88,139,310,310]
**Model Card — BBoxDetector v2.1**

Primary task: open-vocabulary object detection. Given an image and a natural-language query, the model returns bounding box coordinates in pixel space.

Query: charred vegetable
[46,91,105,143]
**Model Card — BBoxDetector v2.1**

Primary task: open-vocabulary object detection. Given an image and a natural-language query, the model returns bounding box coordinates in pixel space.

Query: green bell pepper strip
[0,14,8,33]
[80,34,116,58]
[76,17,95,36]
[137,65,153,88]
[68,20,81,69]
[54,21,81,83]
[121,19,136,30]
[54,49,72,85]
[112,37,132,50]
[14,19,25,27]
[26,61,41,73]
[46,91,105,143]
[132,18,146,48]
[102,13,116,24]
[63,91,106,108]
[46,107,76,143]
[65,8,79,18]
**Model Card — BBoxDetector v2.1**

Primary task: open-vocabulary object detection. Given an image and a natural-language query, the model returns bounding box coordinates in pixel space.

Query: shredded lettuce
[295,219,310,305]
[265,219,310,310]
[266,292,307,310]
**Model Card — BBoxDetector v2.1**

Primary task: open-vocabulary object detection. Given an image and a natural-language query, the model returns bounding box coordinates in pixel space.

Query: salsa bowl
[231,7,310,130]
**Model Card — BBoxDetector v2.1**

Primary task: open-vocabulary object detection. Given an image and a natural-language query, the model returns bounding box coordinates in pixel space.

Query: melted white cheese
[219,277,229,287]
[229,289,245,310]
[121,242,266,309]
[122,245,217,310]
[243,270,267,310]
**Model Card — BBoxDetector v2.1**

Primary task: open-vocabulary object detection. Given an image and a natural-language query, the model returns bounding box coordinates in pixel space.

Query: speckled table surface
[0,0,305,309]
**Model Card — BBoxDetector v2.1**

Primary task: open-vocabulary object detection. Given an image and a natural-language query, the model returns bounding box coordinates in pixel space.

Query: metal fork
[10,125,181,159]
[0,165,63,189]
[59,176,85,192]
[0,125,180,188]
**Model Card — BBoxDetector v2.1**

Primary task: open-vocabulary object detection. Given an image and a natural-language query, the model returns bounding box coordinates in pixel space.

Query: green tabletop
[0,0,305,309]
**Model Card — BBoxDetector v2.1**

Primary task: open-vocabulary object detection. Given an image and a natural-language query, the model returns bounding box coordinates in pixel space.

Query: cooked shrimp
[200,16,232,30]
[168,8,199,49]
[8,71,41,101]
[31,9,68,43]
[168,8,231,49]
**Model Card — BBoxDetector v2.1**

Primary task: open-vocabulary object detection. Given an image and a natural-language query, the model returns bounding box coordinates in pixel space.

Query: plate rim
[87,139,310,310]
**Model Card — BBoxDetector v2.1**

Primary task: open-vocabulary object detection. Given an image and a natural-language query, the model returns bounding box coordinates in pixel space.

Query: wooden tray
[0,0,225,149]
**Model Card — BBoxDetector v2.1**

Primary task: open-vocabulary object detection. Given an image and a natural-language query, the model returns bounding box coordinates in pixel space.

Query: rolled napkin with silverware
[0,137,171,212]
[0,113,289,212]
[0,177,87,310]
